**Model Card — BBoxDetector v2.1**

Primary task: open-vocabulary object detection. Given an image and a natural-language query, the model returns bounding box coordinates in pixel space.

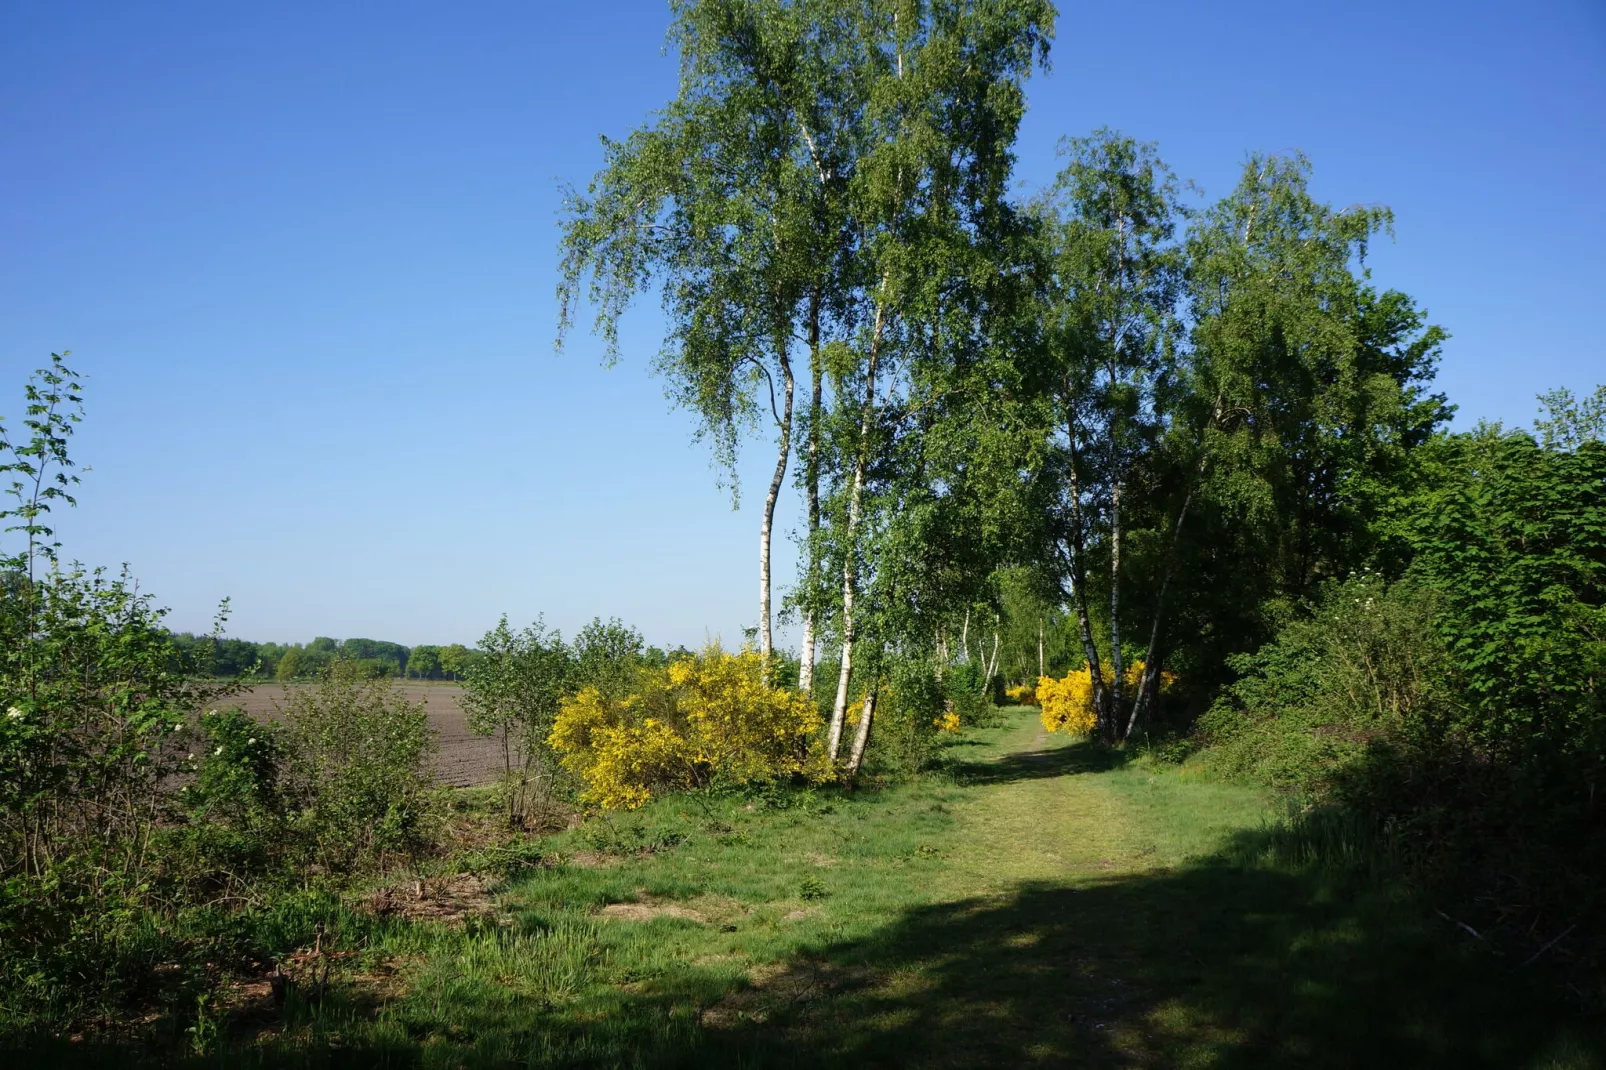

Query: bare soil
[229,683,506,788]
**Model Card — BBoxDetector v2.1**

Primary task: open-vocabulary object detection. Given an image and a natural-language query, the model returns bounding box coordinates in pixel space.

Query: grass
[10,709,1604,1068]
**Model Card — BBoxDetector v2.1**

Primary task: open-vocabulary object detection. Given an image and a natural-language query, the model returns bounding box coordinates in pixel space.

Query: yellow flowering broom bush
[548,645,828,809]
[1037,661,1176,737]
[1004,683,1038,707]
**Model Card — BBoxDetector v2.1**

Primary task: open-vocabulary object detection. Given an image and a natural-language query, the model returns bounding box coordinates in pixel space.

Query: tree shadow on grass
[693,838,1604,1068]
[18,828,1603,1070]
[946,736,1132,787]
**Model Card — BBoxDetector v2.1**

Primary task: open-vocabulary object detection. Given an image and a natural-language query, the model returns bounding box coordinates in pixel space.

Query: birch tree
[1034,132,1184,741]
[557,0,855,675]
[808,0,1053,764]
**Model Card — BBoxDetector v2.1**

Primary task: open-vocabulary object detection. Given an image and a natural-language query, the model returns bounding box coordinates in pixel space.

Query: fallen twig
[1518,925,1576,969]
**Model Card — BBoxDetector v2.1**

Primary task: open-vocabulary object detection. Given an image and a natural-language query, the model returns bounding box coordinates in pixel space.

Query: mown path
[652,711,1601,1068]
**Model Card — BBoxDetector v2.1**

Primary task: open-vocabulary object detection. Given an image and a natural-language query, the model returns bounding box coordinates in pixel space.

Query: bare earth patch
[599,900,709,923]
[558,849,627,869]
[361,873,501,925]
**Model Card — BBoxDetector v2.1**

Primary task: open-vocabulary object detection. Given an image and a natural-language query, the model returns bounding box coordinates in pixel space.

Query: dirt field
[229,683,506,788]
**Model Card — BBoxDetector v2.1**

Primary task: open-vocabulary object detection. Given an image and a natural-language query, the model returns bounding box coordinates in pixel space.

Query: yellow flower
[1036,661,1176,737]
[549,644,829,809]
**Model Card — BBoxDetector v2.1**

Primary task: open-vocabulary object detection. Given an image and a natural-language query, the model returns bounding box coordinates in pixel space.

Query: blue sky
[2,0,1602,648]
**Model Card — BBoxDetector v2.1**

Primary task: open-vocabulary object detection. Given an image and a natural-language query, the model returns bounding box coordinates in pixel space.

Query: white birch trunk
[845,684,876,778]
[798,296,823,694]
[758,353,795,681]
[827,301,883,761]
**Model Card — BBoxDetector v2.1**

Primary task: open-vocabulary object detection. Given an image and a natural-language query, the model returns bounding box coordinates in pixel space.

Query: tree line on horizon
[164,629,704,684]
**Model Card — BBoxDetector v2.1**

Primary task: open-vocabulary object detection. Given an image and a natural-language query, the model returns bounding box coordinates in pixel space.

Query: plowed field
[231,683,504,787]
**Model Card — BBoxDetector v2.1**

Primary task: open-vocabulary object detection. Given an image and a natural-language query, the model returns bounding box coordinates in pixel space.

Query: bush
[279,664,438,869]
[942,661,993,726]
[463,615,571,827]
[1198,573,1452,792]
[1038,662,1172,738]
[866,658,948,775]
[1003,683,1037,707]
[549,645,828,809]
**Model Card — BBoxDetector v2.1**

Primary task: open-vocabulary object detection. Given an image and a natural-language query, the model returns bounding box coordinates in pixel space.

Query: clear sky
[2,1,1602,648]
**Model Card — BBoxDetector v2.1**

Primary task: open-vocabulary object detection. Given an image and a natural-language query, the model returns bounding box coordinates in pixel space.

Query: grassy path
[191,708,1601,1067]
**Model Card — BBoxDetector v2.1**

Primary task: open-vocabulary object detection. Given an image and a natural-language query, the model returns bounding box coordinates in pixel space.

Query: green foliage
[463,615,572,825]
[569,616,645,699]
[942,660,993,726]
[1534,384,1606,451]
[1205,414,1606,976]
[440,642,475,680]
[407,643,443,679]
[868,657,948,775]
[1200,573,1454,792]
[1398,426,1606,766]
[278,665,438,870]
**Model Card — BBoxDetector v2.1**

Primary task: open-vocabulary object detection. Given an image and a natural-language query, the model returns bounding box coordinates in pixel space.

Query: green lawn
[26,708,1604,1068]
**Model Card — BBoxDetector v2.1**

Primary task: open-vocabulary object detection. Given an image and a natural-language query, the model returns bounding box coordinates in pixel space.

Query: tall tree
[808,0,1053,765]
[1032,132,1184,740]
[1124,152,1445,738]
[557,0,857,676]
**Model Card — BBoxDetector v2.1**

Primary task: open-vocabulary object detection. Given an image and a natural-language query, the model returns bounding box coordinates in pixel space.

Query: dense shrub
[865,659,949,775]
[279,664,438,870]
[1202,428,1606,976]
[1198,573,1454,791]
[549,646,827,809]
[942,661,993,726]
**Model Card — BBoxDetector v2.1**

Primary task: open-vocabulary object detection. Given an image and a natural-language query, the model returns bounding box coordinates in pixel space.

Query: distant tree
[297,647,333,677]
[275,648,302,682]
[309,636,338,654]
[439,643,472,681]
[340,638,408,675]
[407,644,442,680]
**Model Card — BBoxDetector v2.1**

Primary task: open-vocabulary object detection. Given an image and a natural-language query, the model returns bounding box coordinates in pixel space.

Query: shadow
[946,736,1133,787]
[19,846,1601,1069]
[691,839,1605,1069]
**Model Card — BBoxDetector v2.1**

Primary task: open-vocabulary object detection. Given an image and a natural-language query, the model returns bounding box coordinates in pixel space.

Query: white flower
[5,706,22,721]
[246,738,256,745]
[214,745,224,756]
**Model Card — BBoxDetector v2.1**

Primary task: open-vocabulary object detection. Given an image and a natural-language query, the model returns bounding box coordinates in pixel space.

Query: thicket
[1202,414,1606,983]
[0,359,445,1038]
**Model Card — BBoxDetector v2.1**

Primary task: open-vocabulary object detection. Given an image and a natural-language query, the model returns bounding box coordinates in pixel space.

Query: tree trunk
[798,291,823,694]
[1038,617,1045,679]
[1124,395,1222,740]
[759,350,795,681]
[1107,470,1124,744]
[1123,482,1195,741]
[828,303,883,761]
[1063,408,1110,726]
[845,682,876,778]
